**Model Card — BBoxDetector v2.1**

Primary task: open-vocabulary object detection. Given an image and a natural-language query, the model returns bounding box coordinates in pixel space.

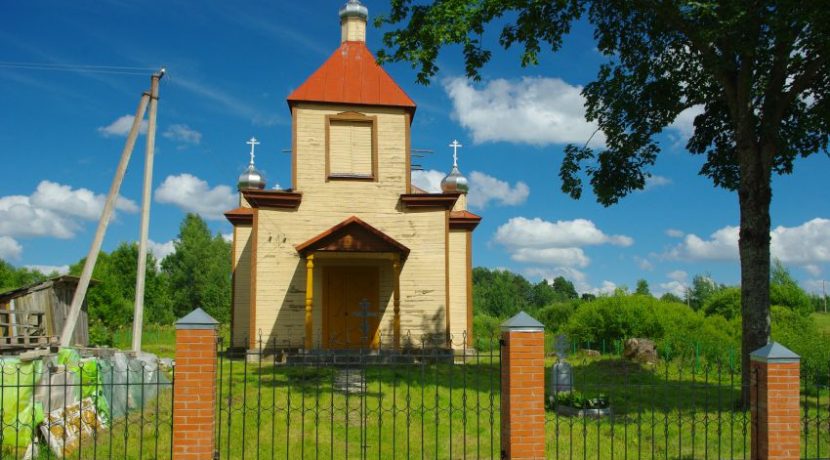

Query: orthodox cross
[449,139,462,167]
[353,298,376,347]
[246,137,260,166]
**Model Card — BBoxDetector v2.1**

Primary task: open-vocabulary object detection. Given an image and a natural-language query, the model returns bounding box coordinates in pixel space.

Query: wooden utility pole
[60,87,152,347]
[132,69,164,353]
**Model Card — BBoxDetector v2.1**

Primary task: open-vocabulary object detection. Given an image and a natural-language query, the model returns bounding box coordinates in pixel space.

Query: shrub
[472,314,502,351]
[703,287,741,320]
[536,301,578,333]
[771,306,830,383]
[564,295,739,364]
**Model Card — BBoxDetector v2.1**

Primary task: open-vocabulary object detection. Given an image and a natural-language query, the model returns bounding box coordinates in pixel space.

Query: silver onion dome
[238,164,266,191]
[441,165,469,193]
[339,0,368,20]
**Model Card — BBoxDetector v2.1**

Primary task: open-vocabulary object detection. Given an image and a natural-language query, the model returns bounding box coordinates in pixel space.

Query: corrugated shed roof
[287,41,416,114]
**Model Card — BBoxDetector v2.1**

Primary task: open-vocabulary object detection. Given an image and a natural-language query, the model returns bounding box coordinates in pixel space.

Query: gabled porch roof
[295,216,410,260]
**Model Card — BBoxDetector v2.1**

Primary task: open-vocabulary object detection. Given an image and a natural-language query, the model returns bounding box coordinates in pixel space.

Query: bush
[536,301,578,333]
[472,314,502,351]
[703,287,741,320]
[771,306,830,383]
[88,320,114,347]
[564,295,739,364]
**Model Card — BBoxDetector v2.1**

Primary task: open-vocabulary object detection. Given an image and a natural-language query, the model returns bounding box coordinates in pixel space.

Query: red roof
[287,41,416,114]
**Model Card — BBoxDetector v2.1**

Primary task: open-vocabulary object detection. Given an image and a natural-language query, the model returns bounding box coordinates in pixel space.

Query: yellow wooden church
[225,0,480,352]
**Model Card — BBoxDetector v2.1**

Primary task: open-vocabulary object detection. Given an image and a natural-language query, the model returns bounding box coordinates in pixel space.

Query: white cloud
[644,175,671,189]
[635,256,654,271]
[666,229,685,238]
[444,77,604,147]
[0,237,22,260]
[668,218,830,267]
[659,280,688,298]
[148,239,176,264]
[589,281,618,296]
[668,225,740,261]
[770,218,830,265]
[0,181,137,242]
[163,124,202,145]
[98,114,148,137]
[494,217,633,249]
[511,247,589,267]
[804,264,822,277]
[668,105,704,139]
[803,279,828,295]
[154,174,236,220]
[468,171,529,208]
[24,264,69,275]
[31,180,138,220]
[411,170,444,193]
[667,270,688,282]
[221,233,232,243]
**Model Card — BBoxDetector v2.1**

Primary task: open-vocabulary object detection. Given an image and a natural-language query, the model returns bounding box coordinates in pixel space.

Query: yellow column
[304,255,314,350]
[393,255,401,350]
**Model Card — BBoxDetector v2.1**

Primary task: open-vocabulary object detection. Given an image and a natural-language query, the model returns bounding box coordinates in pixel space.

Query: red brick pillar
[501,311,546,460]
[174,308,219,460]
[750,342,801,460]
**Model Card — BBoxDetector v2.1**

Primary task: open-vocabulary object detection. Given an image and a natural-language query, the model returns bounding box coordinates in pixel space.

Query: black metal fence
[802,364,830,460]
[215,332,502,459]
[0,351,174,459]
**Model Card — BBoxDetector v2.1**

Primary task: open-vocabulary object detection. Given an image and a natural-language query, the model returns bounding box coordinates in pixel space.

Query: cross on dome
[449,139,462,167]
[246,137,260,166]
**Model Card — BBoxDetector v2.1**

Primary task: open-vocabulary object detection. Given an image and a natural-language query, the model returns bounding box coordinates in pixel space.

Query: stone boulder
[623,338,658,364]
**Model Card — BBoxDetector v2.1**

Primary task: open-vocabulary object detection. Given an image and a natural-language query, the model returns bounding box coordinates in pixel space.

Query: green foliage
[472,267,532,317]
[69,242,172,330]
[87,319,114,347]
[564,295,739,363]
[536,301,577,333]
[161,214,231,322]
[688,274,723,311]
[634,279,651,296]
[554,391,610,410]
[660,292,683,304]
[0,260,49,293]
[770,260,812,316]
[703,287,742,320]
[771,306,830,383]
[472,313,501,351]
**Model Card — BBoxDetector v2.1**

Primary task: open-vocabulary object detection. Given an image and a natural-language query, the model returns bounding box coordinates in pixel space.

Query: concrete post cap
[176,307,219,330]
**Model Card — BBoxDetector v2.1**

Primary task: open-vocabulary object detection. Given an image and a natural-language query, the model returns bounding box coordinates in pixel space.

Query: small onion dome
[237,164,266,191]
[441,165,469,193]
[339,0,368,20]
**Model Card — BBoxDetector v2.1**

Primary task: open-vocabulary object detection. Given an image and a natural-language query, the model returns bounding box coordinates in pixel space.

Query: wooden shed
[0,276,91,350]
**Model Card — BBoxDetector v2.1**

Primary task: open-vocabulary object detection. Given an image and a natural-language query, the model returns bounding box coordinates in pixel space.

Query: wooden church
[225,0,481,352]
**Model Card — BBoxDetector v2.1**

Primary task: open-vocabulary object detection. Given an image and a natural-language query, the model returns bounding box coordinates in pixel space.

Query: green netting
[56,348,110,423]
[0,358,45,448]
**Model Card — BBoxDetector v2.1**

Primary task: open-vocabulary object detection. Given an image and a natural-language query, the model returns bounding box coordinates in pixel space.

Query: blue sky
[1,1,827,297]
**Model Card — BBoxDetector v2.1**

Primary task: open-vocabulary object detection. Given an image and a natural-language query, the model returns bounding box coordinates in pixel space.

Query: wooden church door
[323,266,379,349]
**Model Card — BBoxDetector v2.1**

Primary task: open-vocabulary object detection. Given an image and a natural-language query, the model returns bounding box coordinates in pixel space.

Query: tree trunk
[737,144,773,406]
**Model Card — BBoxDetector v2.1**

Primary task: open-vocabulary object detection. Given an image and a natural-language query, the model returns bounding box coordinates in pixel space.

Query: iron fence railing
[0,350,174,459]
[801,363,830,460]
[215,332,501,460]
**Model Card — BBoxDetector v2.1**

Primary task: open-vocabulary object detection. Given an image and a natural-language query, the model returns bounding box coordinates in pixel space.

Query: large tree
[162,214,231,322]
[377,0,829,396]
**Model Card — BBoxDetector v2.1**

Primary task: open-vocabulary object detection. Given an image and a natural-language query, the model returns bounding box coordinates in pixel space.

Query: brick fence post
[750,342,801,460]
[500,311,546,460]
[174,308,219,460]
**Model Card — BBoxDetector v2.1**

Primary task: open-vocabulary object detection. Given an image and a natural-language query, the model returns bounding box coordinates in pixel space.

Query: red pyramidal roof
[287,41,416,115]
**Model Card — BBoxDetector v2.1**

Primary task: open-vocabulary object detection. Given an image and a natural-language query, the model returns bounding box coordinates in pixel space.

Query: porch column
[393,254,401,349]
[304,254,314,350]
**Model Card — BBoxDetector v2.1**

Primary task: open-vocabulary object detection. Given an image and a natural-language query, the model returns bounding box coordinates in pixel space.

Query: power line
[0,61,157,76]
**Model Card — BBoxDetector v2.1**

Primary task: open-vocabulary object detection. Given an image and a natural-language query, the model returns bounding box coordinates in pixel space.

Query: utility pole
[60,84,152,347]
[132,69,164,353]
